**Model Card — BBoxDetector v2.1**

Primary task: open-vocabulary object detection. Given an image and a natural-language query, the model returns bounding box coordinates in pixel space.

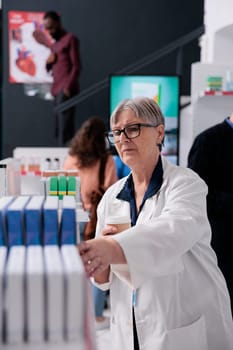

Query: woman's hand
[78,236,126,279]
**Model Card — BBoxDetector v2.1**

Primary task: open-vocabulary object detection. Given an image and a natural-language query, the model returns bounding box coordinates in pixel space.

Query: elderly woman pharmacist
[78,97,233,350]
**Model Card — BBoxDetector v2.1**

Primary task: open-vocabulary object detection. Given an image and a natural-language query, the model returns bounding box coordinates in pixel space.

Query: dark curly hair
[69,116,109,168]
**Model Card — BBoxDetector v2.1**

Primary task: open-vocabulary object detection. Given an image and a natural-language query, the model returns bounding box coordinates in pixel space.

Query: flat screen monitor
[109,75,180,164]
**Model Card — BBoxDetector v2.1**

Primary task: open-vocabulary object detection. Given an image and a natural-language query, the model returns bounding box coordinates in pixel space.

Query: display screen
[109,75,180,164]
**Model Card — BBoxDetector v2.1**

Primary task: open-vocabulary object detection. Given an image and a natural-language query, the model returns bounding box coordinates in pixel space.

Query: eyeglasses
[106,123,158,145]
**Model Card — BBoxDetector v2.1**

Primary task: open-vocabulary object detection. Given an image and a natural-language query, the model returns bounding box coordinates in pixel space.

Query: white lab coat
[94,157,233,350]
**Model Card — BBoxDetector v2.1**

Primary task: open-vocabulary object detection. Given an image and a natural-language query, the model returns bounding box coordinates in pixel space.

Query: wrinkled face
[111,109,164,169]
[44,18,61,40]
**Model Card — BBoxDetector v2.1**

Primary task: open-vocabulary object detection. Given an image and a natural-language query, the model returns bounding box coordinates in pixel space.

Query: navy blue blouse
[116,156,163,226]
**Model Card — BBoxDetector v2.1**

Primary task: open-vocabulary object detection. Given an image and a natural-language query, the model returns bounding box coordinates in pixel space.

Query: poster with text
[8,11,53,83]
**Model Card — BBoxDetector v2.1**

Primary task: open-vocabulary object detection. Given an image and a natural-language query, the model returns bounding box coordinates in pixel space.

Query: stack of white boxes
[0,195,96,350]
[0,159,21,197]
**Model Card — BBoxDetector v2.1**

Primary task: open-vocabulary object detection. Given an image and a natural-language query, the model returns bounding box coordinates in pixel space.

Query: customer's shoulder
[194,120,227,143]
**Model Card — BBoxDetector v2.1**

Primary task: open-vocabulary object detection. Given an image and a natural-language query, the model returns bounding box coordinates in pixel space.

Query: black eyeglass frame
[106,123,159,145]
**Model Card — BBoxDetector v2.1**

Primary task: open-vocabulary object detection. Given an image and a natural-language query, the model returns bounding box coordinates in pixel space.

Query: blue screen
[110,75,180,164]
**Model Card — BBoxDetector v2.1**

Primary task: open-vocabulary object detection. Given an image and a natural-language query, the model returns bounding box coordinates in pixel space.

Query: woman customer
[64,116,118,329]
[78,97,233,349]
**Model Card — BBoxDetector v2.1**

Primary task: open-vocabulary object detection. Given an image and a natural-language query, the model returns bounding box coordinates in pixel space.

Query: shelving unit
[179,62,233,167]
[3,341,85,350]
[201,90,233,96]
[190,62,233,140]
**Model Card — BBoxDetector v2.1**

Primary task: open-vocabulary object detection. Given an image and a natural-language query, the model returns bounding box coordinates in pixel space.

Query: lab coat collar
[116,155,163,212]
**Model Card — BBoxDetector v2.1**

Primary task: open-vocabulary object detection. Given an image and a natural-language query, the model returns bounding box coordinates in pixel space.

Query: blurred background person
[64,116,118,329]
[188,113,233,315]
[35,11,81,144]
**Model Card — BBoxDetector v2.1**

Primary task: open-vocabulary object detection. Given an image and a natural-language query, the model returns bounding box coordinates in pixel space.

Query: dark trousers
[133,308,140,349]
[54,92,76,145]
[218,261,233,317]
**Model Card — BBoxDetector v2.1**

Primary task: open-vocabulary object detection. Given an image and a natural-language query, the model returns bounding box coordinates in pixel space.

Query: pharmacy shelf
[201,90,233,96]
[2,341,85,350]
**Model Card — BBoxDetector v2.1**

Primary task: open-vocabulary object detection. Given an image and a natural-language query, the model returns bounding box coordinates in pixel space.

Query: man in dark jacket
[34,11,81,144]
[188,114,233,315]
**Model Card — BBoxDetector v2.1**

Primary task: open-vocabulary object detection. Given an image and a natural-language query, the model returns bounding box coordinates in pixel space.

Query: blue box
[25,196,44,245]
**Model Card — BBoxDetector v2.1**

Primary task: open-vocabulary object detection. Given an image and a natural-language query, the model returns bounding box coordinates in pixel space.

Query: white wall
[179,0,233,167]
[201,0,233,62]
[204,0,233,34]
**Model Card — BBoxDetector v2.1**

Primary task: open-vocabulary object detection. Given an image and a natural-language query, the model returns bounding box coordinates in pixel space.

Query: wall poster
[8,11,53,84]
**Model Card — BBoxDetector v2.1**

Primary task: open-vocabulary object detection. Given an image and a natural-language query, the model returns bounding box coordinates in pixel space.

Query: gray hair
[110,97,165,126]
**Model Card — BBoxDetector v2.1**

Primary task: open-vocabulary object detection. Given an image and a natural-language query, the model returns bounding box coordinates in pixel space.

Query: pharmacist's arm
[78,237,127,282]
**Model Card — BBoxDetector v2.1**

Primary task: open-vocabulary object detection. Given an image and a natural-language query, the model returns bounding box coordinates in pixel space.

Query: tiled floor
[96,327,111,350]
[95,309,111,350]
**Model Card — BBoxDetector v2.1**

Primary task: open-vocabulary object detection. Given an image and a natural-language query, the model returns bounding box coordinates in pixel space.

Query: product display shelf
[3,340,86,350]
[201,90,233,96]
[190,62,233,141]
